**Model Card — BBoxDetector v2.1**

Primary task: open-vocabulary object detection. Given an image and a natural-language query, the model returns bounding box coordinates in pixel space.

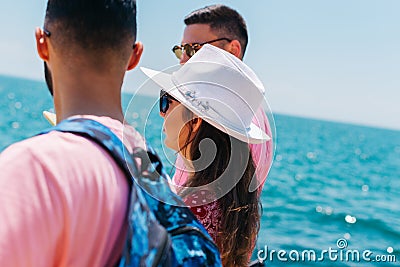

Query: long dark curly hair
[178,110,261,267]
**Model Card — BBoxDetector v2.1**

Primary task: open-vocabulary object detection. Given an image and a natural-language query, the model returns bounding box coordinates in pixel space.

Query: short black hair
[45,0,137,52]
[184,4,248,57]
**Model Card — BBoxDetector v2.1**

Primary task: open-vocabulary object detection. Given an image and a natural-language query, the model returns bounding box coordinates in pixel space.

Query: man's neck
[53,70,125,123]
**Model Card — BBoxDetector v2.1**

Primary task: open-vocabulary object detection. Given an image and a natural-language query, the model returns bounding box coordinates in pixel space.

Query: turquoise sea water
[1,75,399,266]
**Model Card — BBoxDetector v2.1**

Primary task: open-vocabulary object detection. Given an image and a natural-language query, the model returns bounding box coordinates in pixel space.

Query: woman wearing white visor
[142,44,271,267]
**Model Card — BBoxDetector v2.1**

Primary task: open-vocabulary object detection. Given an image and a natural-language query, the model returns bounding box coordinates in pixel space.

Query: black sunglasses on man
[172,38,231,59]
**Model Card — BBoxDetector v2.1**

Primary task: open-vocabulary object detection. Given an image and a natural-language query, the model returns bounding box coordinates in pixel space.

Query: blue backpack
[40,118,222,267]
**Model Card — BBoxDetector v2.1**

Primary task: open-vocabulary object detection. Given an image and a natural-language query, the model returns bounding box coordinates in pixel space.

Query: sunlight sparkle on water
[131,112,139,119]
[344,233,351,239]
[15,102,22,109]
[7,93,15,99]
[11,122,20,129]
[306,152,316,159]
[362,185,369,192]
[345,215,357,224]
[325,207,333,215]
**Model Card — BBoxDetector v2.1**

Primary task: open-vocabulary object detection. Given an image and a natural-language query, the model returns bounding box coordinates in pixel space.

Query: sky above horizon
[0,0,399,130]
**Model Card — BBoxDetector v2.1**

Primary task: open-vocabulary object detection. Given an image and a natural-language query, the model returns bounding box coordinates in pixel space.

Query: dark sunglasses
[43,28,51,37]
[159,90,178,114]
[172,37,232,59]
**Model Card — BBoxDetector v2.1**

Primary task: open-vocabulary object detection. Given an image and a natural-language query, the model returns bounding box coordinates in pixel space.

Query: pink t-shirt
[173,108,273,192]
[0,116,145,267]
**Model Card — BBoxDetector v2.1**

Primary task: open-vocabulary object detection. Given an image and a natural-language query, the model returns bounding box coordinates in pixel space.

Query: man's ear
[35,27,49,61]
[127,41,144,71]
[226,39,242,59]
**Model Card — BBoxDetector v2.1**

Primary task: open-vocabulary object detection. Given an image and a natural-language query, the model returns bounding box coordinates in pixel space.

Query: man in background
[172,4,274,193]
[0,0,143,265]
